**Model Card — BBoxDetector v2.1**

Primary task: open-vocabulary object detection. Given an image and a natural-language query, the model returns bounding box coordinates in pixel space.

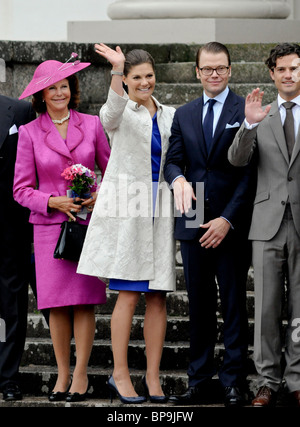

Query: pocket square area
[9,124,18,135]
[225,122,240,129]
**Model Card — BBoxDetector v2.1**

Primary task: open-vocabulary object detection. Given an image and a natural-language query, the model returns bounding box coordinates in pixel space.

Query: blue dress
[109,112,161,293]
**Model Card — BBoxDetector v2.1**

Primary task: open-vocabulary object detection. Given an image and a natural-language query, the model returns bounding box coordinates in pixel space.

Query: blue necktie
[203,99,216,153]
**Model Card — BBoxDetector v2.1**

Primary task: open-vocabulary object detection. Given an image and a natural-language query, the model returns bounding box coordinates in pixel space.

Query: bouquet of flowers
[61,164,97,198]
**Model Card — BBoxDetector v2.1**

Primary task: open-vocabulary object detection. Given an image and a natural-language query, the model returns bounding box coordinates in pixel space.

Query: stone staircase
[5,246,258,407]
[1,43,282,407]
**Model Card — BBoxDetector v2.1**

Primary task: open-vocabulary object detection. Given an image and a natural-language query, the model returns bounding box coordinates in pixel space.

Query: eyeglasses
[199,66,230,76]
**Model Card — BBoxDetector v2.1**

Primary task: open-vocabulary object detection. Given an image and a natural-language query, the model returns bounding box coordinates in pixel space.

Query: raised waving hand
[245,88,271,125]
[95,43,126,96]
[95,43,125,69]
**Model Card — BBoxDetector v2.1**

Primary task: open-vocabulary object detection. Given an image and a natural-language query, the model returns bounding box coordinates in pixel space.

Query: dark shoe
[142,376,169,403]
[169,386,204,405]
[107,375,146,404]
[2,383,23,401]
[49,390,69,402]
[224,386,245,407]
[66,390,88,402]
[289,390,300,407]
[49,381,72,402]
[252,386,277,407]
[66,383,89,402]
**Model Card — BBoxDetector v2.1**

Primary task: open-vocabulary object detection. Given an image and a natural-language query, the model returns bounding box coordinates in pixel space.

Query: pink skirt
[33,223,106,310]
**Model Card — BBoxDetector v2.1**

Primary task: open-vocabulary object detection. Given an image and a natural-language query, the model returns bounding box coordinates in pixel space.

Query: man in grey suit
[228,43,300,407]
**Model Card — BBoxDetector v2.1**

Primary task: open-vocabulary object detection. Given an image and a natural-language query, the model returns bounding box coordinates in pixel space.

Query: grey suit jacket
[228,100,300,241]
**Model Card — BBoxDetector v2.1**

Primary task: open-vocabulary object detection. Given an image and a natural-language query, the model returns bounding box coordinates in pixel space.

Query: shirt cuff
[220,216,234,229]
[171,175,185,189]
[244,118,259,130]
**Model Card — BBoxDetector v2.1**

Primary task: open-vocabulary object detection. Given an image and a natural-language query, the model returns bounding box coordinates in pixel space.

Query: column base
[107,1,290,20]
[68,18,300,44]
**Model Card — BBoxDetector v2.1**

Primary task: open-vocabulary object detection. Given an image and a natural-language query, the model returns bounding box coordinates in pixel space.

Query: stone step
[14,365,259,403]
[155,62,271,84]
[80,82,277,115]
[28,288,255,319]
[27,266,255,313]
[97,290,255,318]
[4,365,290,406]
[21,337,256,374]
[81,81,276,114]
[165,44,278,64]
[0,378,291,408]
[26,312,256,343]
[17,366,189,399]
[1,376,291,408]
[0,397,227,407]
[154,82,277,106]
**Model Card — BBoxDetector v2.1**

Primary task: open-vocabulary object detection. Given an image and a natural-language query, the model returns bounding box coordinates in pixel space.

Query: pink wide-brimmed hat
[19,53,90,100]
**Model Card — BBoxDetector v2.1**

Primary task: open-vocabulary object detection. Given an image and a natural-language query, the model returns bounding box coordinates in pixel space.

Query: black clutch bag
[53,221,88,262]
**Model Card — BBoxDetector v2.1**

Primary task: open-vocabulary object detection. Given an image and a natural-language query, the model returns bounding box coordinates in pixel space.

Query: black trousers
[180,225,251,389]
[0,215,33,389]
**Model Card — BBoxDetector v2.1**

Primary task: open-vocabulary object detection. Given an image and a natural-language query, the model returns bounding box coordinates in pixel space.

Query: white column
[108,0,291,20]
[294,0,300,18]
[0,0,13,39]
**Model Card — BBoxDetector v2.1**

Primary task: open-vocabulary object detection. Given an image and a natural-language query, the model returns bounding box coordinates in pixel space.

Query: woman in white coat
[77,44,176,403]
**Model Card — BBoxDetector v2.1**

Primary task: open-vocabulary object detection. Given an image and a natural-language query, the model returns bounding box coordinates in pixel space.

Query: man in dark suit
[164,42,255,406]
[0,93,36,400]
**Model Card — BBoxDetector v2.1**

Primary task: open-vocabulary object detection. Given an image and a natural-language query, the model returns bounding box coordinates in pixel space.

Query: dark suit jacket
[0,96,36,387]
[0,95,36,228]
[164,89,255,240]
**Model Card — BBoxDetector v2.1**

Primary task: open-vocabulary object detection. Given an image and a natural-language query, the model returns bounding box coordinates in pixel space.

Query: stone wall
[0,41,178,114]
[0,41,108,115]
[0,40,278,115]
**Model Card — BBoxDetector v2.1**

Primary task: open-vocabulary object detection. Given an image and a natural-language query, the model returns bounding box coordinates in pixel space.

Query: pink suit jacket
[13,109,110,225]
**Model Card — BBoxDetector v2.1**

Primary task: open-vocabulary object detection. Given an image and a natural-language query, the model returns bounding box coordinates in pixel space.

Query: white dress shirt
[278,94,300,139]
[202,86,229,135]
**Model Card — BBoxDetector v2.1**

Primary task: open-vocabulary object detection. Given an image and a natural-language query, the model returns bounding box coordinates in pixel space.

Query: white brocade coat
[77,88,176,291]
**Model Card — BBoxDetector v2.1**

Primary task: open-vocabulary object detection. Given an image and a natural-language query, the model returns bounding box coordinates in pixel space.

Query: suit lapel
[41,110,84,160]
[0,97,15,150]
[268,101,290,165]
[290,121,300,168]
[207,90,237,160]
[66,110,85,153]
[193,98,208,158]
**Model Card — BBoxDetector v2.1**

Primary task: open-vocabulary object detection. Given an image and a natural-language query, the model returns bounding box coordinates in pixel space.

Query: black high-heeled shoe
[48,382,72,402]
[107,375,146,404]
[48,390,69,402]
[142,376,169,403]
[66,381,89,402]
[65,390,88,402]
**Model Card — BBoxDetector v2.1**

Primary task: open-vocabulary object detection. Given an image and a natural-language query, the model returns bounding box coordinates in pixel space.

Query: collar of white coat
[126,93,163,112]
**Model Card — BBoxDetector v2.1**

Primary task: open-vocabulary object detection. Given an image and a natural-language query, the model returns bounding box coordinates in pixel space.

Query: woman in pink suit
[13,55,110,402]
